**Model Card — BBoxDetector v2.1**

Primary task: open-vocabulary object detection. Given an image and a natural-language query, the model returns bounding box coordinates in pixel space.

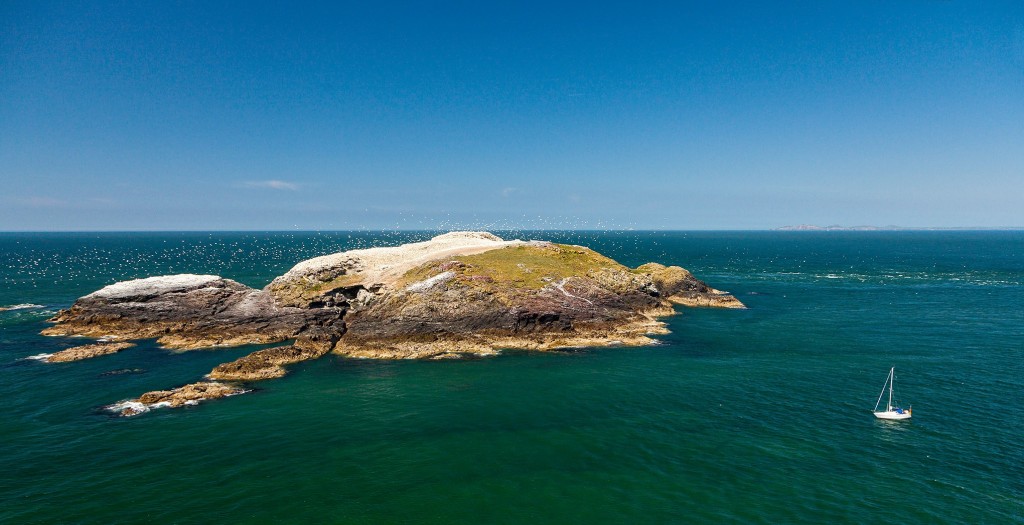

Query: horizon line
[1,227,1022,234]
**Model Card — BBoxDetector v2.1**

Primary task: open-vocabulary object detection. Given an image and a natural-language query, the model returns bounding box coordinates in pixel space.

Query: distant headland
[776,225,1021,231]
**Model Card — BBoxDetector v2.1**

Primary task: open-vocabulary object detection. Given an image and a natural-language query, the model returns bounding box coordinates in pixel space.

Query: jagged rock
[109,381,248,416]
[135,381,243,406]
[637,263,746,308]
[43,342,135,362]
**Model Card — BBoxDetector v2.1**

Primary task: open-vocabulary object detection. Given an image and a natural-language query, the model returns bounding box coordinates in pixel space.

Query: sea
[0,231,1021,524]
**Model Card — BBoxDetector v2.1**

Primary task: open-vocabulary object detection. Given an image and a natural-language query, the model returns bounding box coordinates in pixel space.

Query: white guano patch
[405,271,455,293]
[275,232,525,290]
[86,274,221,300]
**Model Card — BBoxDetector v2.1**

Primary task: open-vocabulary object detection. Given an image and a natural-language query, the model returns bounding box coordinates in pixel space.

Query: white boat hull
[873,368,912,420]
[873,410,911,420]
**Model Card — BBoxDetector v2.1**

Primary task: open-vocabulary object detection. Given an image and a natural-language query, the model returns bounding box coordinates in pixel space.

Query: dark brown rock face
[42,274,345,350]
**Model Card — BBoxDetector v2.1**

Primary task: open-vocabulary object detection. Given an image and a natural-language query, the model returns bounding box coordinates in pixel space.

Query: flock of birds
[1,229,1013,306]
[0,230,680,295]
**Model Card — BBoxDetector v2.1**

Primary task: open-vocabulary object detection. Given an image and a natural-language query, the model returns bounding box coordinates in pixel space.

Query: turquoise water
[1,231,1021,524]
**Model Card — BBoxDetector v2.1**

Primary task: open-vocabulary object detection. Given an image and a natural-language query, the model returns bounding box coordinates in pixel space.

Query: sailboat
[873,367,911,420]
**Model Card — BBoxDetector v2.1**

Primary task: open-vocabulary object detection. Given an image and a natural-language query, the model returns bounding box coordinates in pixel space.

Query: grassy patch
[401,244,627,292]
[307,273,365,293]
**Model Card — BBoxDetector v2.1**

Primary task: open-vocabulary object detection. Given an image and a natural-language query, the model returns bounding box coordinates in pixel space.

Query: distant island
[776,224,1021,231]
[38,232,744,416]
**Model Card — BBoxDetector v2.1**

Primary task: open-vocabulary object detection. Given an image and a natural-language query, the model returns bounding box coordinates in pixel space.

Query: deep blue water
[0,231,1021,523]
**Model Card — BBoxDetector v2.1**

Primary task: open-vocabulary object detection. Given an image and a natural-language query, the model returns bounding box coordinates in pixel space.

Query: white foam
[25,353,54,361]
[106,388,253,416]
[107,401,150,415]
[0,303,45,312]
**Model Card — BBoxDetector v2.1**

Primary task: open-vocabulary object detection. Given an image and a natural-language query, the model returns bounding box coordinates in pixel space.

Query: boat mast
[874,369,889,412]
[887,367,894,411]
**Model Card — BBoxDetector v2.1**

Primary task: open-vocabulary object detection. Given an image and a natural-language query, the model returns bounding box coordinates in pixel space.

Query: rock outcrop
[42,274,344,350]
[44,232,744,415]
[43,342,136,363]
[208,343,332,381]
[636,263,747,308]
[109,382,248,416]
[335,242,690,358]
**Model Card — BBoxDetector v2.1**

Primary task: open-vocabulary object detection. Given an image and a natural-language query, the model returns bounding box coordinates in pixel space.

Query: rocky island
[42,232,743,415]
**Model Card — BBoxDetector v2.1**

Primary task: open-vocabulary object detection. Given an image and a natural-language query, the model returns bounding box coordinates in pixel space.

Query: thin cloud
[20,196,68,208]
[243,180,300,191]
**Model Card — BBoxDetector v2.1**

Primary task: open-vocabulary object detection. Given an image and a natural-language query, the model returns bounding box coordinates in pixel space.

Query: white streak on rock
[405,271,456,293]
[553,279,594,305]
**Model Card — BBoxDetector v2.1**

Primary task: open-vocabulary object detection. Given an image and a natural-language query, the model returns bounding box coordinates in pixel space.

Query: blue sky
[2,1,1022,230]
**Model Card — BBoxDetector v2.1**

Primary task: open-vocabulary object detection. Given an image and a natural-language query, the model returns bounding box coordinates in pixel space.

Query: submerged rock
[100,368,146,376]
[46,232,744,413]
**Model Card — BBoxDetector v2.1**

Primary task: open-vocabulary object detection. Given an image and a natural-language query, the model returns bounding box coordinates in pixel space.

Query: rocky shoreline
[40,232,744,415]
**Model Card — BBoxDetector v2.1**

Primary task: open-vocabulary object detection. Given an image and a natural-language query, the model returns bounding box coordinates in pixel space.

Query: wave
[0,303,45,312]
[745,270,1021,287]
[24,353,53,361]
[106,401,152,415]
